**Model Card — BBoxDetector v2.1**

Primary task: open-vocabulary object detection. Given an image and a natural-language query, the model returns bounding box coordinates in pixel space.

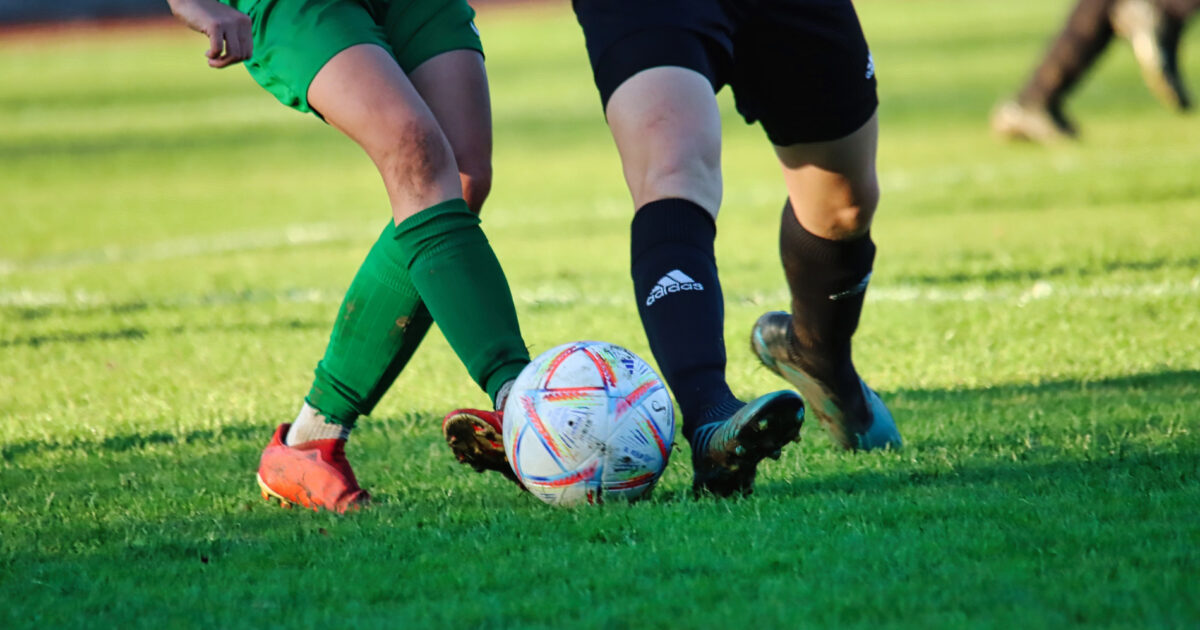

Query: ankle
[684,396,744,447]
[286,402,352,446]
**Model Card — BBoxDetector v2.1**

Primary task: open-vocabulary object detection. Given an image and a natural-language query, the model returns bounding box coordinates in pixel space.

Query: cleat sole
[693,391,805,497]
[256,473,295,510]
[443,410,524,489]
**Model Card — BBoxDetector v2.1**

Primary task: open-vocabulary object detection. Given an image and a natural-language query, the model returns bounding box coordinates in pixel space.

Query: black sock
[631,198,738,443]
[778,200,875,399]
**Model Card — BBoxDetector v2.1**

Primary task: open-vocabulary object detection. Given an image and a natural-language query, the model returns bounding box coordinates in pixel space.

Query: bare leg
[776,114,879,242]
[304,43,527,412]
[1113,0,1193,109]
[605,67,723,217]
[993,0,1117,141]
[756,114,898,450]
[1018,0,1118,112]
[606,66,806,492]
[409,49,494,214]
[605,68,730,429]
[308,44,462,224]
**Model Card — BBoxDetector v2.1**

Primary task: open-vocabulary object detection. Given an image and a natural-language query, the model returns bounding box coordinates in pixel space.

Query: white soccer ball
[502,341,675,506]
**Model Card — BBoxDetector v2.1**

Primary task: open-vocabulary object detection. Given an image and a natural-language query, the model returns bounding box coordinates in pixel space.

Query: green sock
[306,222,434,425]
[393,199,530,404]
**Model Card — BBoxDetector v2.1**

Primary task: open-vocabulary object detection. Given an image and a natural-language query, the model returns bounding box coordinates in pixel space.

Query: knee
[374,117,459,202]
[458,161,493,215]
[834,177,880,238]
[632,153,722,216]
[791,173,880,241]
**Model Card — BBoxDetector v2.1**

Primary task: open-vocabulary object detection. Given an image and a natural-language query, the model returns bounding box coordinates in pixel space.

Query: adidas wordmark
[646,270,703,306]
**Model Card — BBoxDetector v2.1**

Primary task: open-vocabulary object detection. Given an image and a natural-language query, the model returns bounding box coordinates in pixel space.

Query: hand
[166,0,253,68]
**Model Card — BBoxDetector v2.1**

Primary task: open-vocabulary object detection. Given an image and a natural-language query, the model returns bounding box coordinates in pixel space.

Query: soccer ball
[502,341,675,506]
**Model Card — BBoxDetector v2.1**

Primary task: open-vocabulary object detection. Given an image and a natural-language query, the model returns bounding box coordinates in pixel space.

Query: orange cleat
[442,409,523,488]
[255,423,369,514]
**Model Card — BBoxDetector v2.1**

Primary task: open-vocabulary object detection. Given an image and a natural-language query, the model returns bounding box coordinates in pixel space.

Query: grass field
[2,0,1199,627]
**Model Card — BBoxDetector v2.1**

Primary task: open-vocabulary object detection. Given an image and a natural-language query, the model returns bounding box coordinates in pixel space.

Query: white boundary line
[2,278,1197,310]
[0,205,636,274]
[0,222,379,274]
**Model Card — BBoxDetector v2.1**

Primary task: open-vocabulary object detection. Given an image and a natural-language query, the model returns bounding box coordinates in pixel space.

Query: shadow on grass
[3,365,1196,628]
[893,255,1200,287]
[891,367,1200,398]
[0,326,148,348]
[2,124,323,162]
[6,367,1196,469]
[1,422,267,462]
[0,410,425,463]
[0,317,326,350]
[766,449,1198,502]
[3,290,337,322]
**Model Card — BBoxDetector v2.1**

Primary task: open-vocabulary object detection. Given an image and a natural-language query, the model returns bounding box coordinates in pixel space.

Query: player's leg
[403,46,522,483]
[756,115,898,451]
[294,50,491,453]
[992,0,1116,141]
[253,0,528,511]
[409,49,494,214]
[233,0,409,512]
[606,65,732,428]
[575,1,803,496]
[611,68,803,496]
[1111,0,1192,110]
[729,0,899,452]
[306,44,528,414]
[606,67,723,214]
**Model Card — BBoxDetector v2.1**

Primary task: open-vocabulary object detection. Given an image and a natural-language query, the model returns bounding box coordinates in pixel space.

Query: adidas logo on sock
[646,270,703,306]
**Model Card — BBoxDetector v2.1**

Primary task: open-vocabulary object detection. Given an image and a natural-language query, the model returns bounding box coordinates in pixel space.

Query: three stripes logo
[645,270,703,306]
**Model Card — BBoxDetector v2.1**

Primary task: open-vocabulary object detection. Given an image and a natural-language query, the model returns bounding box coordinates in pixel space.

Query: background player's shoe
[1111,0,1192,111]
[255,423,369,513]
[690,391,805,497]
[990,99,1078,142]
[442,409,524,488]
[751,311,902,451]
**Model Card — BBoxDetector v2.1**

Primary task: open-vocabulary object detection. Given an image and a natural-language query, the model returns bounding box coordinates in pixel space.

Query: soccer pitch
[2,0,1198,626]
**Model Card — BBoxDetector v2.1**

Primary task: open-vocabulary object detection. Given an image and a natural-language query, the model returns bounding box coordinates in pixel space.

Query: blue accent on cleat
[857,383,902,451]
[751,311,902,452]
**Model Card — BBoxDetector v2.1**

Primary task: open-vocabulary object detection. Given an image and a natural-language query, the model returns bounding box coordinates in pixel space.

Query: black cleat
[691,391,805,497]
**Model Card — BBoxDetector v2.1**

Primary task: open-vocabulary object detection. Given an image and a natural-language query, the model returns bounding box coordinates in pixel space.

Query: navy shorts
[572,0,878,145]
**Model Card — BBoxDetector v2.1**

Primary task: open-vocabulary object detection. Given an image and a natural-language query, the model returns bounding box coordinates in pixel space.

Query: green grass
[2,1,1199,627]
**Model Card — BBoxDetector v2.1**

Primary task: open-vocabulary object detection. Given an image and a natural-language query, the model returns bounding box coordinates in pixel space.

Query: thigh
[236,0,392,115]
[728,0,878,145]
[573,0,734,108]
[309,43,462,221]
[380,0,483,73]
[606,66,724,214]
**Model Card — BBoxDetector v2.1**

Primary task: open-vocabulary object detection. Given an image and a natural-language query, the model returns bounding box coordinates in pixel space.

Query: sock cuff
[304,379,360,428]
[392,198,484,270]
[631,198,716,262]
[365,222,423,297]
[780,200,875,269]
[393,196,477,238]
[485,360,529,409]
[394,198,477,235]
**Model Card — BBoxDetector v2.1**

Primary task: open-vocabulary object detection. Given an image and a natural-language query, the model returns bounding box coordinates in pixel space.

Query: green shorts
[228,0,483,114]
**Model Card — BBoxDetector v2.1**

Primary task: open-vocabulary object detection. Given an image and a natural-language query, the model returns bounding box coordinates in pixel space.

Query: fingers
[205,29,225,62]
[204,14,252,68]
[236,22,253,61]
